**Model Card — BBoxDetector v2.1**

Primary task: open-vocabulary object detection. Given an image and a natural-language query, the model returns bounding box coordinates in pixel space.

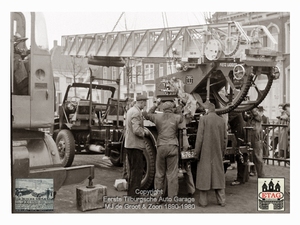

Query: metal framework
[61,21,277,63]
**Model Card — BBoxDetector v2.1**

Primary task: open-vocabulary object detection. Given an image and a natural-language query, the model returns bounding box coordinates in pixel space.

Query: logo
[185,75,193,85]
[258,178,284,211]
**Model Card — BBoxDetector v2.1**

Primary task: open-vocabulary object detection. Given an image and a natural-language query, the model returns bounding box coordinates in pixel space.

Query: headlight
[67,103,75,111]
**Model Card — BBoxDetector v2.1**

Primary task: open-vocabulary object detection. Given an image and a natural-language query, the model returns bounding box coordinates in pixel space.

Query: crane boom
[61,21,278,65]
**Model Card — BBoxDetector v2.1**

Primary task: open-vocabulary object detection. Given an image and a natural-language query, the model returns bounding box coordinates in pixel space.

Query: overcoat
[194,112,227,190]
[278,111,289,152]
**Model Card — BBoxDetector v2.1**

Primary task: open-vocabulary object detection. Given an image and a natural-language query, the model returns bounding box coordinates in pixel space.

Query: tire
[110,150,123,167]
[123,137,156,190]
[141,137,156,190]
[52,129,59,141]
[56,129,75,167]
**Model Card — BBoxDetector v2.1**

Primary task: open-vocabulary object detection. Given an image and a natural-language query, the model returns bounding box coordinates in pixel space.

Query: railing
[262,123,289,167]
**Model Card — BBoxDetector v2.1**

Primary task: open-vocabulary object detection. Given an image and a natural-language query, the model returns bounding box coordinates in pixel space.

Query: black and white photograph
[14,179,54,212]
[2,0,298,224]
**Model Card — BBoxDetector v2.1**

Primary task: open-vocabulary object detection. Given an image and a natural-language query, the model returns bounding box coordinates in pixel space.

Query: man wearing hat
[124,94,149,198]
[143,99,183,200]
[243,107,265,178]
[194,102,228,207]
[258,106,270,158]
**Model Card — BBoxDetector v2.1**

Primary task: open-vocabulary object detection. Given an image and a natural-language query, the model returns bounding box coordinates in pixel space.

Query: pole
[206,74,211,102]
[89,68,93,128]
[116,73,120,129]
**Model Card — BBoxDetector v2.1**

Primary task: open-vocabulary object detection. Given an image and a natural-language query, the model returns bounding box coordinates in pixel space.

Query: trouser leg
[183,162,195,195]
[236,153,248,183]
[199,191,208,206]
[122,149,129,180]
[251,136,265,178]
[127,148,144,197]
[155,146,166,197]
[166,145,179,199]
[215,189,226,205]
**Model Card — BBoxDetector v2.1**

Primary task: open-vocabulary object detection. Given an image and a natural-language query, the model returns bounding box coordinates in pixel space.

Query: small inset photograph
[14,178,54,212]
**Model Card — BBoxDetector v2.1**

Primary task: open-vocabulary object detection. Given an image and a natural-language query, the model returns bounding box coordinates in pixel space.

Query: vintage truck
[60,20,280,189]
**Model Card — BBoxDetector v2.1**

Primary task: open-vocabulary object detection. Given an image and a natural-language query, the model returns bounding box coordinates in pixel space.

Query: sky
[43,12,208,49]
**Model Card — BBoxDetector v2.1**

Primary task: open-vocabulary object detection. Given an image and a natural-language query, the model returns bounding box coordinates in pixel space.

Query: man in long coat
[194,102,228,207]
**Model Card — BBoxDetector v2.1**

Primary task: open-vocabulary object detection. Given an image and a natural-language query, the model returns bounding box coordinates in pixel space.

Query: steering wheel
[69,96,81,105]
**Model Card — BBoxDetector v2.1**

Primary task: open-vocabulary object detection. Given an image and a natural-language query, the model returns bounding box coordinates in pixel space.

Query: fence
[262,123,290,167]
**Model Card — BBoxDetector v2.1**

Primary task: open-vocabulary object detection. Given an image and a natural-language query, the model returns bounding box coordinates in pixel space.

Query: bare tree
[57,55,88,83]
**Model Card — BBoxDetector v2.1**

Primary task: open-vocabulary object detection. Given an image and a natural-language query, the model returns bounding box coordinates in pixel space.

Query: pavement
[53,153,290,214]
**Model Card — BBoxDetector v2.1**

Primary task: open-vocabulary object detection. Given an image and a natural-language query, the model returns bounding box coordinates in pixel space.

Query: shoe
[187,193,193,198]
[231,181,241,186]
[218,203,226,207]
[198,203,207,208]
[249,172,255,176]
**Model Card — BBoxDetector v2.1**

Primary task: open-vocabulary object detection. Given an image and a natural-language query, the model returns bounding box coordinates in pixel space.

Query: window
[148,91,154,97]
[119,68,124,86]
[54,77,60,91]
[66,77,72,85]
[136,66,142,84]
[144,64,154,80]
[267,24,279,51]
[77,77,84,83]
[130,66,136,84]
[285,67,290,102]
[285,22,290,54]
[124,93,134,99]
[112,67,117,82]
[159,63,164,77]
[167,61,176,75]
[103,67,107,84]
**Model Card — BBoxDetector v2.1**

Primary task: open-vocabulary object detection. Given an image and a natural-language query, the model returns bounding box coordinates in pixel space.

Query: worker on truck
[13,34,29,95]
[143,99,183,200]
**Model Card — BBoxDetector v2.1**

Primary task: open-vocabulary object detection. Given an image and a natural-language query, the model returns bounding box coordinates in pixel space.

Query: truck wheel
[110,150,123,167]
[56,129,75,167]
[141,137,156,190]
[123,137,156,190]
[52,129,59,141]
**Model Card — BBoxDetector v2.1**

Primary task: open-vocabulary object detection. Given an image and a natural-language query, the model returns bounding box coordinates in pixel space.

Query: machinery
[61,21,280,189]
[53,79,127,167]
[11,12,95,209]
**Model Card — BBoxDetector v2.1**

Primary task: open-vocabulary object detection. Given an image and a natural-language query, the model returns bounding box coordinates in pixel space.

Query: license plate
[181,150,196,159]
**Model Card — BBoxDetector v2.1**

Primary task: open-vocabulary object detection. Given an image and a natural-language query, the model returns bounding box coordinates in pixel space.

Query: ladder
[61,21,278,64]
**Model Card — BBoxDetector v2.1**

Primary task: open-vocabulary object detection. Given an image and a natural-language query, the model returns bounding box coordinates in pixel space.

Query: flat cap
[203,102,215,111]
[136,95,148,101]
[257,106,265,112]
[161,101,175,110]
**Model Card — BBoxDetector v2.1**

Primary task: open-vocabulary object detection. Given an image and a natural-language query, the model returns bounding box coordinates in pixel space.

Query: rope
[111,12,125,32]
